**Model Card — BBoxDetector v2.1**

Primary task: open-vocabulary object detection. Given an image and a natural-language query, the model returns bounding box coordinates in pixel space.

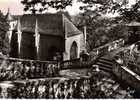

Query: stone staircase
[99,77,132,98]
[95,56,114,72]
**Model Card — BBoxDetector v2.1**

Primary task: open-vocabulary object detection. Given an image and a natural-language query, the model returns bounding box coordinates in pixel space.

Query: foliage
[21,0,73,14]
[73,0,140,51]
[78,0,129,14]
[79,0,140,22]
[21,0,140,22]
[117,0,140,22]
[73,12,128,51]
[107,24,128,41]
[0,11,10,55]
[21,0,131,16]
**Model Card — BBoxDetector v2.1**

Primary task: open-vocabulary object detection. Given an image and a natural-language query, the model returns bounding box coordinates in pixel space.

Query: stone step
[98,66,112,72]
[96,62,112,69]
[99,57,113,62]
[97,58,113,66]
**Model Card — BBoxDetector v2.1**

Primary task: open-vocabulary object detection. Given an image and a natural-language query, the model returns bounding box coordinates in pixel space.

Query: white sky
[0,0,83,15]
[0,0,137,15]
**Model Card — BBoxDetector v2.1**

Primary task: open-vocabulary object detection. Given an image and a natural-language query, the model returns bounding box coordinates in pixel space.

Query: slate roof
[15,13,82,37]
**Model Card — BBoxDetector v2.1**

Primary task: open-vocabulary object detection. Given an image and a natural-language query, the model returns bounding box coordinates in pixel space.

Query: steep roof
[5,9,14,21]
[15,13,82,37]
[63,15,82,37]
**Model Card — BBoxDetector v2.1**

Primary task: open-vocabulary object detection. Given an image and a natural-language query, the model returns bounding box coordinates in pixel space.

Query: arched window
[70,41,78,60]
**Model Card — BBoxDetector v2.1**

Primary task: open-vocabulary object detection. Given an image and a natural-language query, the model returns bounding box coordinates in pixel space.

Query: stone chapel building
[6,12,86,61]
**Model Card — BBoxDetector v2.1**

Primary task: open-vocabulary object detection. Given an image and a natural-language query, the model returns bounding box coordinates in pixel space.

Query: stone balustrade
[60,58,90,69]
[0,72,133,99]
[112,42,140,92]
[0,76,94,99]
[113,62,140,91]
[114,43,140,77]
[92,39,124,56]
[0,57,60,81]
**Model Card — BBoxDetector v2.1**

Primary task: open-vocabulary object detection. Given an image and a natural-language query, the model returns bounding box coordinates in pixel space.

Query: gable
[63,15,82,37]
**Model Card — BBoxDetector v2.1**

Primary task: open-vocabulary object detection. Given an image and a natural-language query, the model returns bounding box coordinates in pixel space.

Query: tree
[73,12,112,51]
[79,0,140,22]
[21,0,130,14]
[119,0,140,22]
[0,11,10,55]
[72,10,130,52]
[21,0,140,22]
[21,0,73,14]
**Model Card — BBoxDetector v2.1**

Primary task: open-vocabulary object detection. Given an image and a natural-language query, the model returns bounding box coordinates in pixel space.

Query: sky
[0,0,137,16]
[0,0,83,15]
[0,0,24,15]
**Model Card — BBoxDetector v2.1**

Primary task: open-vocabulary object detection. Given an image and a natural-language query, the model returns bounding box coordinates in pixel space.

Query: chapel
[6,11,86,61]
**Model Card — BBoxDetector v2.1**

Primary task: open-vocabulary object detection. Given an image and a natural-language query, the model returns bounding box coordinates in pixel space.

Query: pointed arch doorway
[70,41,78,60]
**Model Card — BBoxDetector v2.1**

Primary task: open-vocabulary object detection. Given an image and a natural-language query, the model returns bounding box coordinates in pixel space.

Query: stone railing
[0,72,133,99]
[113,62,140,91]
[0,57,59,81]
[112,42,140,91]
[60,59,90,69]
[92,39,124,56]
[0,76,94,99]
[114,43,140,76]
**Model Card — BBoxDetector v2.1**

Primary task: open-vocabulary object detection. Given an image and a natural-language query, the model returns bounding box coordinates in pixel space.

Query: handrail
[112,41,140,90]
[0,56,57,64]
[92,38,124,56]
[113,62,140,90]
[61,58,80,63]
[92,38,124,51]
[121,66,140,81]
